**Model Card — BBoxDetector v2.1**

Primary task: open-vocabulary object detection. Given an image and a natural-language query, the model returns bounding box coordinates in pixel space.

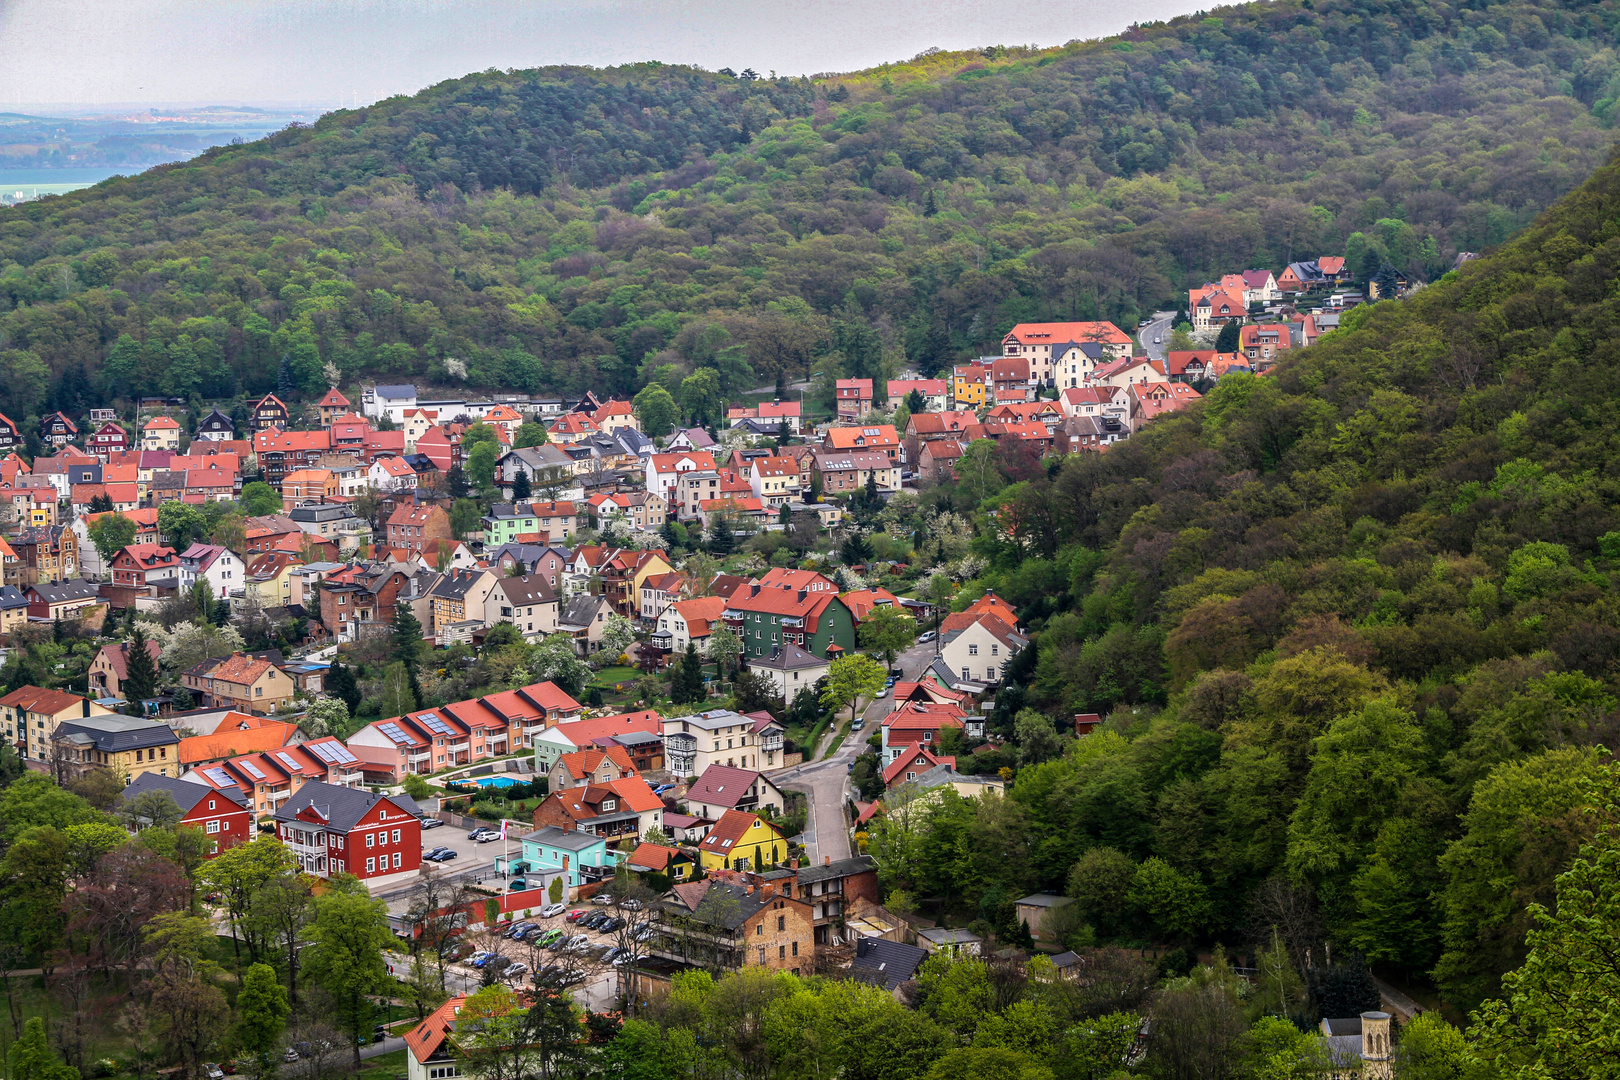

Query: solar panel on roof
[204,767,234,785]
[238,760,265,780]
[379,722,410,744]
[275,752,301,771]
[417,713,453,736]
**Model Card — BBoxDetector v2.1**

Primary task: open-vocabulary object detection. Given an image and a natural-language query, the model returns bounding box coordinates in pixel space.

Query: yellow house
[695,809,787,873]
[952,363,989,407]
[245,552,301,608]
[0,685,119,766]
[182,653,298,715]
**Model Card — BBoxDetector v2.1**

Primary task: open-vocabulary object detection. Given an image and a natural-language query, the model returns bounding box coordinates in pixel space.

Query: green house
[724,579,856,660]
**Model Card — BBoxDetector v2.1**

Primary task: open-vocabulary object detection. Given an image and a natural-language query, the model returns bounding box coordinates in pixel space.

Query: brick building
[273,780,423,883]
[122,773,251,857]
[653,876,815,974]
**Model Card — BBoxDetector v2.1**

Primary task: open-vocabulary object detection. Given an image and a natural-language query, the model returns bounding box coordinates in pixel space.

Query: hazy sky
[0,0,1200,109]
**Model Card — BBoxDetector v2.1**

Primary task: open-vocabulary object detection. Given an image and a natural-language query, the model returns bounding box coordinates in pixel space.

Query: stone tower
[1360,1011,1393,1080]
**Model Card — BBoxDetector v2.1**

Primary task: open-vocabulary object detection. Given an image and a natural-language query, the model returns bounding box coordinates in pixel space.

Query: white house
[367,456,418,492]
[362,384,417,423]
[177,543,245,603]
[938,611,1028,688]
[745,643,830,700]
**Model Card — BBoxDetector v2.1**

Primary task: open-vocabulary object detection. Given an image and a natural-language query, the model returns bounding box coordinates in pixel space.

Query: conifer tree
[123,626,159,703]
[511,467,531,500]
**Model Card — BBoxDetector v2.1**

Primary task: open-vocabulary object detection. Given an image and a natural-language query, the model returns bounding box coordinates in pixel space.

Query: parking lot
[442,898,648,999]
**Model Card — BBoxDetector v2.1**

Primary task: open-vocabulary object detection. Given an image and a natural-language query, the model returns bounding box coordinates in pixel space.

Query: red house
[122,773,251,857]
[273,780,423,881]
[90,421,131,459]
[110,543,179,590]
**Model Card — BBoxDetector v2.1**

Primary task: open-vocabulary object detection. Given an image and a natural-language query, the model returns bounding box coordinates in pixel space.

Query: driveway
[374,823,508,900]
[1139,311,1176,366]
[777,639,939,864]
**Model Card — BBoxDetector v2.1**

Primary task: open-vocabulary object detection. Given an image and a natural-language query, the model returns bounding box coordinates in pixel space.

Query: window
[968,643,978,656]
[987,666,997,680]
[792,941,798,957]
[777,915,785,931]
[779,944,786,959]
[206,820,221,834]
[393,852,401,868]
[392,829,401,844]
[367,833,375,848]
[366,858,376,874]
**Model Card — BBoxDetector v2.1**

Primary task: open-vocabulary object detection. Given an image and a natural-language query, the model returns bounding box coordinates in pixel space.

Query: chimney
[790,857,799,870]
[746,884,755,895]
[824,855,831,866]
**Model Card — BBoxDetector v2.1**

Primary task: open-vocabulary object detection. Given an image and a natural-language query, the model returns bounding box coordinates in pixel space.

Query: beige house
[485,574,560,642]
[182,653,298,715]
[141,417,182,451]
[2,686,117,764]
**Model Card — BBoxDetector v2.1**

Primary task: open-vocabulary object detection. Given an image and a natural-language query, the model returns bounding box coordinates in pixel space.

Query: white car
[564,934,592,952]
[504,962,529,977]
[540,902,566,919]
[475,831,501,843]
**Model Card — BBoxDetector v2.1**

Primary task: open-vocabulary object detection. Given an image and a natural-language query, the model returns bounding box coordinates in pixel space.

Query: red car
[565,909,587,923]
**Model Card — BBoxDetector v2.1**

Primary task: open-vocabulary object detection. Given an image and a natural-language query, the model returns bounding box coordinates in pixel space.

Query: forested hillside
[0,0,1617,422]
[894,144,1620,1011]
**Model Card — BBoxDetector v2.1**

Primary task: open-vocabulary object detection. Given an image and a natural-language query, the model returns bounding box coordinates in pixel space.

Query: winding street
[777,638,942,864]
[1139,310,1176,367]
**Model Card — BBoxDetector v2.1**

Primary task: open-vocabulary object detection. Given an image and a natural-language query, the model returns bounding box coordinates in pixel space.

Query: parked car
[283,1049,300,1063]
[851,718,864,731]
[540,902,567,919]
[509,879,528,891]
[598,917,625,934]
[613,951,643,967]
[203,1065,225,1080]
[564,934,591,952]
[537,928,564,947]
[475,831,501,844]
[565,909,588,923]
[548,935,571,952]
[504,962,529,977]
[918,630,938,643]
[592,893,615,905]
[634,926,655,942]
[506,922,537,939]
[581,913,609,930]
[875,688,889,698]
[467,826,489,840]
[421,818,445,830]
[620,898,643,911]
[601,946,625,964]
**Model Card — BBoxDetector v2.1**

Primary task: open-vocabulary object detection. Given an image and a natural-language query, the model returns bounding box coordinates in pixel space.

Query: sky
[0,0,1200,109]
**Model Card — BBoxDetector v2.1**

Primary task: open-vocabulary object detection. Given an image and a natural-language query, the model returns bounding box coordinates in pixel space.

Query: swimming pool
[472,776,523,788]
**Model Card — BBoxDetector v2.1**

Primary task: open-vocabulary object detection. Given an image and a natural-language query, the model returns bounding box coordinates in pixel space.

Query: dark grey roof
[669,882,770,931]
[852,937,928,990]
[200,409,234,430]
[27,579,99,604]
[1051,949,1080,968]
[520,824,605,852]
[608,730,663,748]
[749,643,827,671]
[55,714,177,753]
[559,594,607,627]
[124,772,248,814]
[0,585,27,611]
[796,854,877,885]
[429,570,488,601]
[273,780,421,832]
[289,505,355,523]
[375,384,417,400]
[1016,893,1073,908]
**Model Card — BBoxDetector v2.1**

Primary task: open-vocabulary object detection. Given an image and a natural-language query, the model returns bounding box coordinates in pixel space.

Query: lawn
[589,666,640,687]
[357,1049,407,1080]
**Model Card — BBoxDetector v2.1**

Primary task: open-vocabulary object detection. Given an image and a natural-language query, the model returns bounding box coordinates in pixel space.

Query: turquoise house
[501,825,621,892]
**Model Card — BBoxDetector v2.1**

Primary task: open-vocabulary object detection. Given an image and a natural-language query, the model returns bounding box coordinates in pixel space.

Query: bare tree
[404,865,475,992]
[1247,875,1324,974]
[1146,983,1247,1080]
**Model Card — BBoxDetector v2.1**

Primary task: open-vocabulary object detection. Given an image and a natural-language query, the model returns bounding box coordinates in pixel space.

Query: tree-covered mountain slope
[940,144,1620,1009]
[0,0,1618,419]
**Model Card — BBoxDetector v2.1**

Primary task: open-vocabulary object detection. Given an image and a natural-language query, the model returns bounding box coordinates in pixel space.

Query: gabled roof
[852,936,929,991]
[1002,321,1131,346]
[273,780,420,832]
[883,744,955,786]
[686,764,771,809]
[667,595,727,638]
[627,842,684,872]
[123,772,248,815]
[317,388,351,408]
[696,809,779,856]
[554,745,636,781]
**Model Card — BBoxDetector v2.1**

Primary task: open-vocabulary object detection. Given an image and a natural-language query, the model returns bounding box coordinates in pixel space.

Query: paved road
[777,639,940,863]
[1139,310,1175,366]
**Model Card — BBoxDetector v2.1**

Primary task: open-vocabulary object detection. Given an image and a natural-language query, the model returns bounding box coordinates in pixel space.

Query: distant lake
[0,167,148,204]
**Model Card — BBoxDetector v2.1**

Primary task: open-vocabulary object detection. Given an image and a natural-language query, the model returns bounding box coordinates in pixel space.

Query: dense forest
[0,0,1618,424]
[870,139,1620,1014]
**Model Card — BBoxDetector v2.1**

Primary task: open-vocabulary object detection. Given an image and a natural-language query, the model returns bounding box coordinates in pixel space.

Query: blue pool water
[473,776,522,788]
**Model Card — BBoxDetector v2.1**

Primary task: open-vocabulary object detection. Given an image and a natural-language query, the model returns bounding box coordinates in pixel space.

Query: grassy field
[589,665,640,687]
